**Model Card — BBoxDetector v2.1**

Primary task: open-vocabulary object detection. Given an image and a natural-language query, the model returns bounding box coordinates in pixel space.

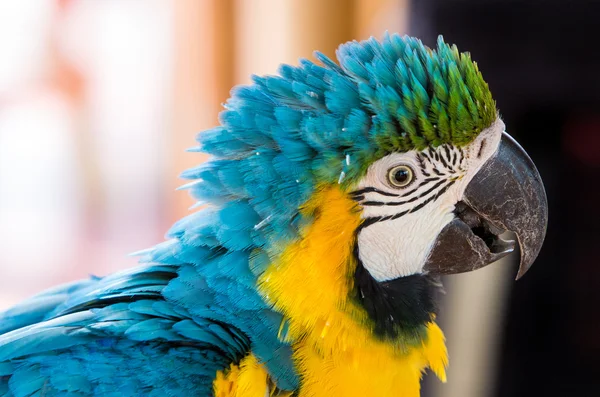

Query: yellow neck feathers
[258,186,448,396]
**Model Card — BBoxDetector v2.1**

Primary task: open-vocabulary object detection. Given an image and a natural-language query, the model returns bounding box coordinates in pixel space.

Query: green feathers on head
[334,34,497,155]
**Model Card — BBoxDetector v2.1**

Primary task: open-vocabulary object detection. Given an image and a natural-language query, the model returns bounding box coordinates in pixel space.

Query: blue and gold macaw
[0,35,547,396]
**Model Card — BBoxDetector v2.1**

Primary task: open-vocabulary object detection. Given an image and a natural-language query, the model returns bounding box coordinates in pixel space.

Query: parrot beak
[424,132,548,279]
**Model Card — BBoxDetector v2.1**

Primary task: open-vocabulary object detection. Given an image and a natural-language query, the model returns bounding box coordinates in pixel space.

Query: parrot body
[0,34,547,396]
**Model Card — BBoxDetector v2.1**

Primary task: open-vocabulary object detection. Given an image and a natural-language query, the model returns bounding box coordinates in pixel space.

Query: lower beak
[424,132,548,279]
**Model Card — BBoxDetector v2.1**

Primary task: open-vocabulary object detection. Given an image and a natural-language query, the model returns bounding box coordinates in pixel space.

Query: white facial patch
[353,118,505,281]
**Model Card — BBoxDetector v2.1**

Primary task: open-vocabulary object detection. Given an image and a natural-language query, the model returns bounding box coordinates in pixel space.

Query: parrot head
[185,34,547,357]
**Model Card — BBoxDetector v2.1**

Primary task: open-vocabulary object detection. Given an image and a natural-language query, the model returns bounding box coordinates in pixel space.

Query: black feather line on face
[360,178,453,208]
[416,153,426,170]
[359,177,440,207]
[439,150,449,169]
[399,177,440,198]
[357,179,455,231]
[458,147,467,171]
[443,145,451,163]
[349,187,400,198]
[428,147,436,160]
[477,139,487,159]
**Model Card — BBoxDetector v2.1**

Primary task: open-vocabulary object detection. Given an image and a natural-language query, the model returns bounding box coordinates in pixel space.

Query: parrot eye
[387,165,415,188]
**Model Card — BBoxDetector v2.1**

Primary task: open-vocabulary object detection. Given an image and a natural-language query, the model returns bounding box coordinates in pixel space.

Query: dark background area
[413,0,600,395]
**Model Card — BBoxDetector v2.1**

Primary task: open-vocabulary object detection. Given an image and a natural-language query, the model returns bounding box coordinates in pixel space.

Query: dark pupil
[394,168,409,184]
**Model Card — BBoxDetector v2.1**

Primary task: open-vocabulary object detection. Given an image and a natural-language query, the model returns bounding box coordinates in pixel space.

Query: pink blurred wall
[0,0,174,307]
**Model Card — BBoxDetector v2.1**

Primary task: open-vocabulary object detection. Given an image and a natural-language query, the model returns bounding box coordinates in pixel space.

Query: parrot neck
[258,186,447,395]
[352,256,440,342]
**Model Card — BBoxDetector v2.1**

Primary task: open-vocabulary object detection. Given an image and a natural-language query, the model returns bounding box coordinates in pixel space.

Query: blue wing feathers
[0,235,299,395]
[0,255,259,396]
[0,279,96,336]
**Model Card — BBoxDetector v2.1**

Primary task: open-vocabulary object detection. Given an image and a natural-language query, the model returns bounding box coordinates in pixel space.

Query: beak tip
[515,249,541,280]
[516,260,534,279]
[515,266,529,280]
[514,217,548,280]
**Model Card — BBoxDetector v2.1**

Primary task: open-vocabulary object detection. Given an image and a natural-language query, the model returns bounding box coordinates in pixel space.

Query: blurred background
[0,0,598,396]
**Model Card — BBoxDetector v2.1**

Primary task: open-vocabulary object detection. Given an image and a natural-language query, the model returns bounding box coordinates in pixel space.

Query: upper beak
[424,132,548,279]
